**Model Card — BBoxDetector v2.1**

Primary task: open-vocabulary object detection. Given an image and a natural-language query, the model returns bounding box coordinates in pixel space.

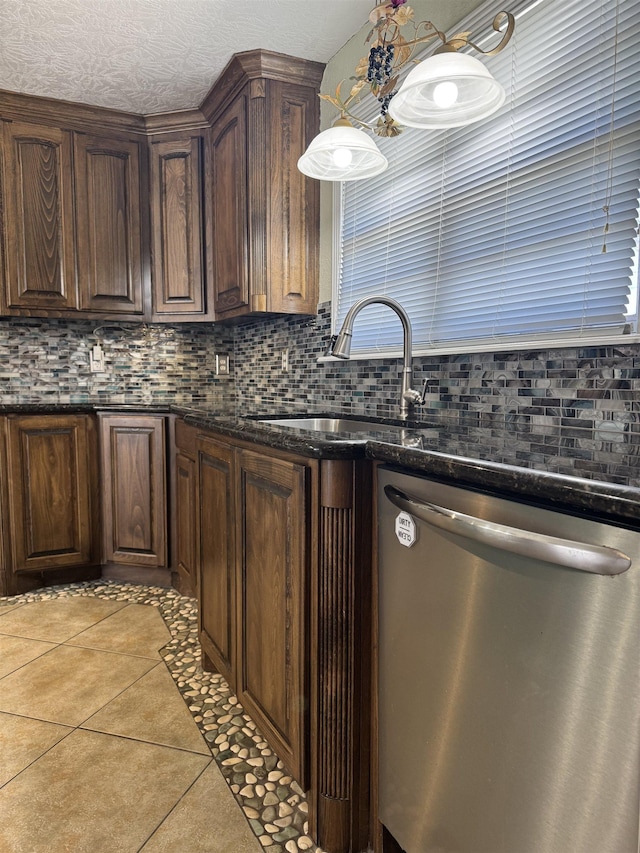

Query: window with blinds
[333,0,640,357]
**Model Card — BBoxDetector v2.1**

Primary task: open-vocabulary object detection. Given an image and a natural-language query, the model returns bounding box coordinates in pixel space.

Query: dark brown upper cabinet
[202,50,324,321]
[1,115,146,319]
[1,121,78,312]
[149,133,209,320]
[74,132,145,315]
[210,93,249,315]
[0,50,323,323]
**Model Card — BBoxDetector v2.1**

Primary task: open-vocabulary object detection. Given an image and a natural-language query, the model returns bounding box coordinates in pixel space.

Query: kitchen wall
[0,317,234,410]
[233,304,640,487]
[1,307,637,487]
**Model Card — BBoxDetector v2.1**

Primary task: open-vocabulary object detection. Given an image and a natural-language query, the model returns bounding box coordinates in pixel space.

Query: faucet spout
[331,296,422,419]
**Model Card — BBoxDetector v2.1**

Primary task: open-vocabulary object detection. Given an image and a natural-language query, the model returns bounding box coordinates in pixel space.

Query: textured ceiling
[0,0,373,114]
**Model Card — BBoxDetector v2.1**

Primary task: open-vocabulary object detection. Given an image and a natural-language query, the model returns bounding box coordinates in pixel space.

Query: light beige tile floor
[0,634,56,679]
[0,596,262,853]
[0,597,126,643]
[0,602,24,617]
[68,603,172,658]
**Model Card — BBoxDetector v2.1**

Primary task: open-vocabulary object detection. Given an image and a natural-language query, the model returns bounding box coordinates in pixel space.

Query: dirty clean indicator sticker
[395,511,417,548]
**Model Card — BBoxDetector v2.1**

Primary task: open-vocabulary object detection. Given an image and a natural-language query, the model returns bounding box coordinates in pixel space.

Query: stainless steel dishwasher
[377,466,640,853]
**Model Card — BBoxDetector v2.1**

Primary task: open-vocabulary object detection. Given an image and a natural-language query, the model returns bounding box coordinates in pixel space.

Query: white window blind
[334,0,640,357]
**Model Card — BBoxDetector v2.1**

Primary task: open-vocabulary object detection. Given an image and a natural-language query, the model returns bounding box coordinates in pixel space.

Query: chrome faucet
[331,296,423,419]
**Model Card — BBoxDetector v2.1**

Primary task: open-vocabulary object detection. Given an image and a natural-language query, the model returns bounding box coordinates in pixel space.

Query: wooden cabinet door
[74,133,144,314]
[6,415,93,572]
[198,435,235,688]
[236,448,309,784]
[100,415,166,567]
[210,92,249,315]
[176,449,197,588]
[2,121,77,311]
[150,135,206,317]
[266,81,320,315]
[0,418,8,595]
[203,54,322,320]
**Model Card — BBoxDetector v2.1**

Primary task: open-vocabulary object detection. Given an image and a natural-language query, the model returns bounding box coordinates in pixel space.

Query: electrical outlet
[89,343,105,373]
[215,354,230,376]
[281,349,289,372]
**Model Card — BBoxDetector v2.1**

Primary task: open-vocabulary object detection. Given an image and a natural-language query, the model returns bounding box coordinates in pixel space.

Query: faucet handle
[325,334,338,357]
[420,378,438,405]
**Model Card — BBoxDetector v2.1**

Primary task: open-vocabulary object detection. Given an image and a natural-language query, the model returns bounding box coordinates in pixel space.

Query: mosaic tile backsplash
[0,317,234,410]
[233,304,640,487]
[1,305,638,487]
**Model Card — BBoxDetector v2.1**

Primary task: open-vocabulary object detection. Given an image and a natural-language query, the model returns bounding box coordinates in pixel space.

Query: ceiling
[0,0,373,115]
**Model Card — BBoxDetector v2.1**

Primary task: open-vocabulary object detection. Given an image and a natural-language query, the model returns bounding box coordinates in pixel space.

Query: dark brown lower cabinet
[173,419,199,597]
[198,433,236,689]
[188,423,373,853]
[99,414,168,579]
[0,410,172,596]
[0,417,10,595]
[235,447,310,786]
[2,414,99,594]
[195,432,312,785]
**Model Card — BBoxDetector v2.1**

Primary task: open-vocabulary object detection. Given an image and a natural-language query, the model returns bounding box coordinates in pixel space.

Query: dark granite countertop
[367,440,640,527]
[181,409,640,528]
[0,403,174,414]
[2,404,637,527]
[0,404,97,414]
[180,410,370,459]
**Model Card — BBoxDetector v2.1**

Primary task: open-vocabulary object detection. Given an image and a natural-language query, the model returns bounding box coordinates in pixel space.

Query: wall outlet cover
[215,354,230,376]
[89,343,105,373]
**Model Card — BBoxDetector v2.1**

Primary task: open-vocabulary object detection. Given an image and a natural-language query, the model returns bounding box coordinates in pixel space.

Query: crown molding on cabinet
[0,49,325,139]
[0,89,146,138]
[199,48,325,126]
[144,109,210,137]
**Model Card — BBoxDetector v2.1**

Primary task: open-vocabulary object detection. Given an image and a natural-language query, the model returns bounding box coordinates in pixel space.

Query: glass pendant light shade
[388,51,506,129]
[297,120,388,182]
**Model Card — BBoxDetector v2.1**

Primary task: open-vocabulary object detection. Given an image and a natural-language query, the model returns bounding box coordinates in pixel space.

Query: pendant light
[297,117,388,182]
[387,47,506,129]
[297,4,514,182]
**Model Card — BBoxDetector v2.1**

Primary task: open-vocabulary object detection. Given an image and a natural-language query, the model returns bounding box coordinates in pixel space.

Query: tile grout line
[0,638,58,681]
[0,712,76,792]
[77,724,213,757]
[133,758,214,853]
[73,660,163,731]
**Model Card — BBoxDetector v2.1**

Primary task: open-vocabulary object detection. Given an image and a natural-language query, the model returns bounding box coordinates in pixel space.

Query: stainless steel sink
[258,416,401,434]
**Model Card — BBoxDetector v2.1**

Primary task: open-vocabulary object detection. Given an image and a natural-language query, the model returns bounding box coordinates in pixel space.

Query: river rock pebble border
[0,580,325,853]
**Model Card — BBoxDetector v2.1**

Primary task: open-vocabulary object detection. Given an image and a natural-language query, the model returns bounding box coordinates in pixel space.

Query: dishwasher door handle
[384,485,632,575]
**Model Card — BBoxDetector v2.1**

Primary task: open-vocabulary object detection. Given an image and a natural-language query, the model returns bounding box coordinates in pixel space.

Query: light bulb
[332,147,353,169]
[432,80,459,109]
